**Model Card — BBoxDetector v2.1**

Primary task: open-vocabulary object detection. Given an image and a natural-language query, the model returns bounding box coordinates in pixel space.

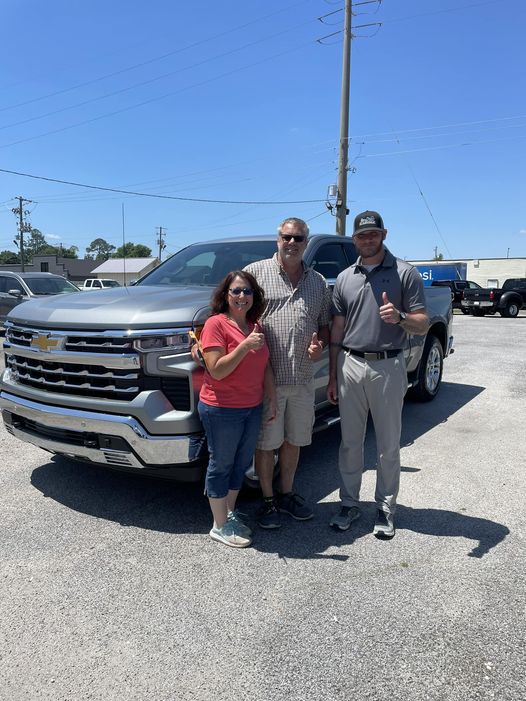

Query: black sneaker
[257,499,281,529]
[330,505,361,531]
[373,509,395,539]
[278,492,313,521]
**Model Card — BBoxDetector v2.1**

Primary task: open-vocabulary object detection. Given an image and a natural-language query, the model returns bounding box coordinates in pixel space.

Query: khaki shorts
[257,382,315,451]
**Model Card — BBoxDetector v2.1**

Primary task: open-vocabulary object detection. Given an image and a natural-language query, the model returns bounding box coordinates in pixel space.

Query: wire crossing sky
[0,0,524,260]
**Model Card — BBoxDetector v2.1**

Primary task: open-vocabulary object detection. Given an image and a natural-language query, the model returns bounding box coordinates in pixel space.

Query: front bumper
[0,391,206,480]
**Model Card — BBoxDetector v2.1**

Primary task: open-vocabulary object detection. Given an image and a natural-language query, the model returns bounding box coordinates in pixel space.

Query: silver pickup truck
[0,235,453,482]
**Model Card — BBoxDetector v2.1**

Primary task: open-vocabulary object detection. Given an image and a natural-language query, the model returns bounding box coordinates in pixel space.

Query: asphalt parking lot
[1,312,525,701]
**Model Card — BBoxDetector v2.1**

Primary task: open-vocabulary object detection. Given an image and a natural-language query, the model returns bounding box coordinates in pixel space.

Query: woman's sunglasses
[229,287,254,296]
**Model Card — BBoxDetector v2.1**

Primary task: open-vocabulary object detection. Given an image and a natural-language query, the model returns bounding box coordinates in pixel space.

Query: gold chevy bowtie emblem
[30,334,62,352]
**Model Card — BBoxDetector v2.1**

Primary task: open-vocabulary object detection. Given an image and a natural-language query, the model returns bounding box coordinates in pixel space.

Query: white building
[408,257,526,287]
[90,257,159,286]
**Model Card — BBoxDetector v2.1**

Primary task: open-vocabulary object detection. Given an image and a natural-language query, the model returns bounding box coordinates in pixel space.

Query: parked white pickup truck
[80,278,121,291]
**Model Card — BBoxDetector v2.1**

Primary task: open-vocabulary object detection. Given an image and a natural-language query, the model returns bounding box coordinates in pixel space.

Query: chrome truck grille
[6,354,140,398]
[3,325,191,409]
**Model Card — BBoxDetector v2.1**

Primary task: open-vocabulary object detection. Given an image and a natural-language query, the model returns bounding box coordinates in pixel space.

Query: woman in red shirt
[198,271,276,548]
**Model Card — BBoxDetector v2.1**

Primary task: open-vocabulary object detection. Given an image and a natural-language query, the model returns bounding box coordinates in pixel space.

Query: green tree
[59,245,79,259]
[23,228,49,259]
[85,238,116,260]
[0,250,20,264]
[112,242,152,258]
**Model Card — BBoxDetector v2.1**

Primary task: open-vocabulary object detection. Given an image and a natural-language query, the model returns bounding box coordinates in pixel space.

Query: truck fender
[498,292,522,318]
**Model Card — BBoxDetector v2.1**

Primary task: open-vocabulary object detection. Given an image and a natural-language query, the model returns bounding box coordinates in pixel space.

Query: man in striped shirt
[245,218,331,529]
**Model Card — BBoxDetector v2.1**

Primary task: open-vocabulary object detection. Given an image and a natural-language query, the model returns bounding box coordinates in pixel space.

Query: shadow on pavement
[29,378,503,558]
[248,502,510,561]
[31,457,210,535]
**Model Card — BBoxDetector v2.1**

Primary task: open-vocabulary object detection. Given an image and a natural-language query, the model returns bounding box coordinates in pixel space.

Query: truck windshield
[138,240,277,287]
[25,277,80,295]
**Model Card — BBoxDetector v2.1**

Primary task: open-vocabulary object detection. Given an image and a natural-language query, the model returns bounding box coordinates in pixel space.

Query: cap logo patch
[359,215,376,226]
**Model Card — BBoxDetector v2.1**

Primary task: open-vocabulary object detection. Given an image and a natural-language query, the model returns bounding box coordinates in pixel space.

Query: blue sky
[0,0,524,261]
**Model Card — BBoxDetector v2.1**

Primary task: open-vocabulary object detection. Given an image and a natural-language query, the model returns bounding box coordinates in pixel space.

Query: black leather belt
[342,347,401,361]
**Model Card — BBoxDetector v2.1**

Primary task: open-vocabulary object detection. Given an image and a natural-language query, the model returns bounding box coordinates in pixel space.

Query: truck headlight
[134,332,190,353]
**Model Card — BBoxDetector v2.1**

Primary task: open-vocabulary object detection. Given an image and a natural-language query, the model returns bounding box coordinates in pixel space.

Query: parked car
[0,235,453,483]
[462,278,526,317]
[431,279,483,313]
[79,278,121,291]
[0,272,80,325]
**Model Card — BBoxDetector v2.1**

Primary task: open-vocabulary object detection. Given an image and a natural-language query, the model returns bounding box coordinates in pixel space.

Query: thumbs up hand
[308,331,324,360]
[379,291,402,324]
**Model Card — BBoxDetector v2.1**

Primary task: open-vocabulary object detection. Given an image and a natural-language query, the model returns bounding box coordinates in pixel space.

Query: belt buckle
[364,352,380,361]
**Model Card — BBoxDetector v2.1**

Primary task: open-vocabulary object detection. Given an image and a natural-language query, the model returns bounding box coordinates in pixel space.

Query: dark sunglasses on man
[280,234,306,243]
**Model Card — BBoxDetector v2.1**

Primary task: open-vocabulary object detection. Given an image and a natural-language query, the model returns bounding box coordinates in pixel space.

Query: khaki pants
[337,351,407,514]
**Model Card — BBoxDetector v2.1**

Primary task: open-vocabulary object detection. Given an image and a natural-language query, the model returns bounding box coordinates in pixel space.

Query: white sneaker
[373,509,395,539]
[210,522,252,548]
[227,510,252,537]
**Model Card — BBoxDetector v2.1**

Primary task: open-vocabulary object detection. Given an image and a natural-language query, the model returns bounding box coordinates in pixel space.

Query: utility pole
[156,226,167,261]
[336,0,352,236]
[12,196,32,272]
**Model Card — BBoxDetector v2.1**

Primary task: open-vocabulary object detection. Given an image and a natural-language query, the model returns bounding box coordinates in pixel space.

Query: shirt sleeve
[200,316,227,351]
[402,267,427,312]
[331,276,347,316]
[318,279,332,327]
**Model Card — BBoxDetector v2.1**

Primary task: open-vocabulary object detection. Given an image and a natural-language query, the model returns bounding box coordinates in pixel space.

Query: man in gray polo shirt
[327,210,429,538]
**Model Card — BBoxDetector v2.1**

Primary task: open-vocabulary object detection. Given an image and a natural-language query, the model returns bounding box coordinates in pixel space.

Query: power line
[354,121,526,146]
[0,167,326,205]
[356,131,526,158]
[0,18,318,134]
[0,0,312,114]
[0,40,314,151]
[351,114,526,141]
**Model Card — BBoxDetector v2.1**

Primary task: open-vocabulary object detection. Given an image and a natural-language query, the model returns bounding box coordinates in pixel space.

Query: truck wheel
[461,307,470,315]
[501,301,520,318]
[472,309,485,317]
[243,452,279,491]
[409,335,443,402]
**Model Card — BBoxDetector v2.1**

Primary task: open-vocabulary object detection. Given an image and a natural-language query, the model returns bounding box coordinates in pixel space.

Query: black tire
[409,335,443,402]
[500,301,520,318]
[472,308,485,317]
[461,307,470,315]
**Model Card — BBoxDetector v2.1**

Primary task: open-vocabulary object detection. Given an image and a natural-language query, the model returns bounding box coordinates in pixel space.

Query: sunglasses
[229,287,254,296]
[280,234,306,243]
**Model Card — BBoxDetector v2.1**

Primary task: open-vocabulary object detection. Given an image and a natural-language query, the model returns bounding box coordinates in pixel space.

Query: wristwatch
[397,310,407,324]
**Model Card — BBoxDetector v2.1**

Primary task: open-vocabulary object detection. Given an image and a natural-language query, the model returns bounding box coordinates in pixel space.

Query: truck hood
[6,285,213,330]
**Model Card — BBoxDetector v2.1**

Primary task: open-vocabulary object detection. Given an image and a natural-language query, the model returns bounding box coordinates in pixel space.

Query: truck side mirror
[8,289,24,297]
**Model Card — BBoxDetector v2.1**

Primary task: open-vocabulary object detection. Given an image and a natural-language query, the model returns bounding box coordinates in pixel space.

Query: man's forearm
[400,311,429,336]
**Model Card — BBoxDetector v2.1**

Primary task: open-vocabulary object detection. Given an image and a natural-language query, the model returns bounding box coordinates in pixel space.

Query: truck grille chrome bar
[6,354,140,397]
[2,324,192,408]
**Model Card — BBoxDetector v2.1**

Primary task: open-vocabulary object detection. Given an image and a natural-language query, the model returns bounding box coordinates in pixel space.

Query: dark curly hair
[210,270,265,323]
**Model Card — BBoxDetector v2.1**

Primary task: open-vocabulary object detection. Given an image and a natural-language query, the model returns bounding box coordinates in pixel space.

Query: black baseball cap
[353,210,385,234]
